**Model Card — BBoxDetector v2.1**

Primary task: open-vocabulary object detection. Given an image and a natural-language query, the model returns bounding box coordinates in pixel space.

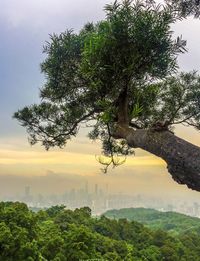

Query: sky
[0,0,200,200]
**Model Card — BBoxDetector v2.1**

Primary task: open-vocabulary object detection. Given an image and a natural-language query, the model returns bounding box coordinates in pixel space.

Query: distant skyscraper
[95,184,98,197]
[85,181,89,195]
[106,183,108,195]
[24,186,32,203]
[25,186,30,198]
[69,188,76,200]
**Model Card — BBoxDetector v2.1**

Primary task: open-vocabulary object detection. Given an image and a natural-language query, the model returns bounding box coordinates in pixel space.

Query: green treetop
[14,0,200,191]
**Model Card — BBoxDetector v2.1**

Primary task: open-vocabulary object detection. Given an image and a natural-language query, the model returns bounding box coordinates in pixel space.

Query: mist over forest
[1,0,200,260]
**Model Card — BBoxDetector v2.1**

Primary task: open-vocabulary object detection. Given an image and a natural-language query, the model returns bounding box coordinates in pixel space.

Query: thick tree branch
[129,122,143,129]
[113,124,200,191]
[117,86,129,126]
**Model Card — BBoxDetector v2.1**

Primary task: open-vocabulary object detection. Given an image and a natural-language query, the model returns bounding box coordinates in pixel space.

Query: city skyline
[1,0,200,199]
[3,180,200,218]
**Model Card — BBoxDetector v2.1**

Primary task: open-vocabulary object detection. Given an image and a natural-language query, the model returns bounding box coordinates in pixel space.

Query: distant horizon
[1,1,200,201]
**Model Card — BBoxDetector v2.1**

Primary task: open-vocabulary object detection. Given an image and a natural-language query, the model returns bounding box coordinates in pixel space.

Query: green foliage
[46,205,65,218]
[64,224,98,260]
[0,202,40,261]
[166,0,200,18]
[1,202,200,260]
[14,0,200,166]
[104,207,200,234]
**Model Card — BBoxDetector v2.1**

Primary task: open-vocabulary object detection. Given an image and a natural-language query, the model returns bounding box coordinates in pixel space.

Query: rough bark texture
[116,126,200,191]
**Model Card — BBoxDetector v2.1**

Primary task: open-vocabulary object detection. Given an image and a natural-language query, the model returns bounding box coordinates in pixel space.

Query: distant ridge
[104,208,200,234]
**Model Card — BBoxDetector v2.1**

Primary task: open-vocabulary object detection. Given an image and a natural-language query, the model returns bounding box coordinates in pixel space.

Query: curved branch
[14,107,99,148]
[172,111,199,126]
[129,122,143,129]
[53,109,98,140]
[114,124,200,191]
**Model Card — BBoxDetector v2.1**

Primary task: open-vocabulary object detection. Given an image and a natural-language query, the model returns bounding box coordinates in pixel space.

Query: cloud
[172,18,200,71]
[0,165,199,202]
[0,0,108,31]
[0,0,200,203]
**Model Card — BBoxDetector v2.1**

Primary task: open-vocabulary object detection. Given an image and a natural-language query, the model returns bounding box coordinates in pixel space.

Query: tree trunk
[115,126,200,191]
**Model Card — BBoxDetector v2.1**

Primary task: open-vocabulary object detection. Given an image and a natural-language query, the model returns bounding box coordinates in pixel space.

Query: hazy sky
[0,0,200,199]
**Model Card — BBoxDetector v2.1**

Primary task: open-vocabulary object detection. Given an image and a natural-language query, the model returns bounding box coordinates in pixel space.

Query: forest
[1,202,200,261]
[104,207,200,234]
[2,1,200,260]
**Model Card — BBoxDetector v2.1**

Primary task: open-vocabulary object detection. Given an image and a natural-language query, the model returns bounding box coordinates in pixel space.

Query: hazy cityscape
[2,181,200,217]
[1,0,200,260]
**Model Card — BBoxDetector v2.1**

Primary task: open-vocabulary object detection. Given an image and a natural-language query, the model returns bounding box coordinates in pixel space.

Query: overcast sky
[0,0,200,199]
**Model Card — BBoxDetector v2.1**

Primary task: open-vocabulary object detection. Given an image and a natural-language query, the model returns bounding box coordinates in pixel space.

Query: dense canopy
[2,202,200,260]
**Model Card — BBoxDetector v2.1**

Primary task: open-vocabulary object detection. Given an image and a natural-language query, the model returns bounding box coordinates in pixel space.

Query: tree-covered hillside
[1,202,200,260]
[104,208,200,234]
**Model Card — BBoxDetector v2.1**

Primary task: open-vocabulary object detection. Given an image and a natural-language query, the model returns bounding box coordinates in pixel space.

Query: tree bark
[114,125,200,191]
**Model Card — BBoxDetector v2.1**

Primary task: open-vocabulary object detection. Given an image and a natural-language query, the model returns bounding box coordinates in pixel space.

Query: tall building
[25,186,30,198]
[95,184,98,197]
[23,186,32,204]
[85,181,89,196]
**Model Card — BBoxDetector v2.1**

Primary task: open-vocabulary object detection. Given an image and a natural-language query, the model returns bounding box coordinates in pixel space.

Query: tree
[138,245,162,261]
[167,0,200,18]
[0,202,41,261]
[37,219,65,260]
[46,205,65,218]
[14,0,200,191]
[64,224,98,260]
